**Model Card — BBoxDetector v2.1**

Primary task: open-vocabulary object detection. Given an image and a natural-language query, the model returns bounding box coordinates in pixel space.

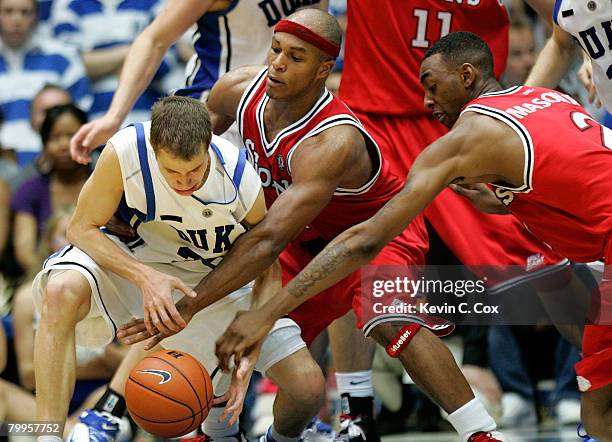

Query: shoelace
[338,415,367,440]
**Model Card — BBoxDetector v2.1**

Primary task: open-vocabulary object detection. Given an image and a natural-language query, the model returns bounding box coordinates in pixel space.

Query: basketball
[125,349,214,438]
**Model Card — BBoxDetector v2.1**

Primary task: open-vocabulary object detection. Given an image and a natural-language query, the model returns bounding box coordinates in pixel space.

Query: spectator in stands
[502,15,537,87]
[0,311,35,420]
[0,0,90,166]
[0,178,9,258]
[11,104,89,272]
[51,0,172,123]
[30,84,72,136]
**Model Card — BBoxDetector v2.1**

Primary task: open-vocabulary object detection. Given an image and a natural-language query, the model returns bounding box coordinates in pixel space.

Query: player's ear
[460,63,477,88]
[317,58,335,79]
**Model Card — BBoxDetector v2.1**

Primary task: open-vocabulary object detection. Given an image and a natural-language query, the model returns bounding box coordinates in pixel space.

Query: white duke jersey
[180,0,324,99]
[107,122,261,274]
[554,0,612,111]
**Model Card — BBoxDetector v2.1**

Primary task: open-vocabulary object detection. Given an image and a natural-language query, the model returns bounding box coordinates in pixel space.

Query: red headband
[274,19,340,58]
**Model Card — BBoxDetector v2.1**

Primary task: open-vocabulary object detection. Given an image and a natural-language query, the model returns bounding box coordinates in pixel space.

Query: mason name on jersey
[108,121,261,273]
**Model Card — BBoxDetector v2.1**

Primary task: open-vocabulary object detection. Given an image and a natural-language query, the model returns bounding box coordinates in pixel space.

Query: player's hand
[449,183,510,214]
[139,269,197,336]
[117,301,195,349]
[70,114,123,164]
[211,341,262,425]
[577,58,602,107]
[215,309,274,372]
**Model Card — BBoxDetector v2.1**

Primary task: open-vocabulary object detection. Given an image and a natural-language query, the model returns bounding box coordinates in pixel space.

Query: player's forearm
[288,229,375,300]
[106,31,170,123]
[525,36,576,88]
[187,231,285,313]
[252,260,282,309]
[67,224,151,287]
[259,227,377,321]
[82,45,131,79]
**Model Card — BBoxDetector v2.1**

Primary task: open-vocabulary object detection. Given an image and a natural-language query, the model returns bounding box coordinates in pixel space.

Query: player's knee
[368,323,396,346]
[44,275,90,321]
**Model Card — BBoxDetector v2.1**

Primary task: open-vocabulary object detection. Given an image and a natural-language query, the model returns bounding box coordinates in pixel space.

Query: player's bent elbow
[356,235,385,261]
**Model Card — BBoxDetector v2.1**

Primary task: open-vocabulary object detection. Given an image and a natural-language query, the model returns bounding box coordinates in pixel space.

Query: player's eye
[271,47,281,54]
[292,55,302,62]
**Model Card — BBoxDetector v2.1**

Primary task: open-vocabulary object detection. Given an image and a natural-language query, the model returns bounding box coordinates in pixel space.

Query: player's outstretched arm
[70,0,217,164]
[215,120,497,367]
[183,126,365,311]
[67,145,195,336]
[525,24,577,89]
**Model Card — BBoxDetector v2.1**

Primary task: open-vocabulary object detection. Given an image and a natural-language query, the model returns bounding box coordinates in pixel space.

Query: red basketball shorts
[280,219,453,346]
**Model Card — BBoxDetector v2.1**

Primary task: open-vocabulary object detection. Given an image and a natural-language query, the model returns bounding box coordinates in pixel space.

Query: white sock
[202,406,239,438]
[37,437,62,442]
[446,397,497,442]
[270,424,300,442]
[335,370,374,398]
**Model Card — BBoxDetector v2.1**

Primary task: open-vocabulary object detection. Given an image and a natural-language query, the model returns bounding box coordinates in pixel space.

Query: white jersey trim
[236,67,268,138]
[256,88,334,157]
[286,115,383,196]
[461,104,534,193]
[478,85,522,98]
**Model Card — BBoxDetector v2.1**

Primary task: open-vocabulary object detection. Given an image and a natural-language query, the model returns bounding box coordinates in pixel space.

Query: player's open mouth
[433,111,445,122]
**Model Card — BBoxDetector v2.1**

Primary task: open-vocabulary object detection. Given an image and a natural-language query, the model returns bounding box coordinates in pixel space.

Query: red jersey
[237,68,407,241]
[339,0,509,116]
[463,86,612,262]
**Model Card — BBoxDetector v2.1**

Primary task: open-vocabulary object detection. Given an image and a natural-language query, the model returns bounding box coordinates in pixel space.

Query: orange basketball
[125,349,214,438]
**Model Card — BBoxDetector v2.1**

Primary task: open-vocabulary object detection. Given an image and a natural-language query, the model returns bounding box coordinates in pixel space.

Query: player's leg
[581,384,612,441]
[576,322,612,441]
[0,378,36,420]
[68,342,152,442]
[327,311,379,442]
[265,347,326,439]
[368,323,503,442]
[35,269,92,423]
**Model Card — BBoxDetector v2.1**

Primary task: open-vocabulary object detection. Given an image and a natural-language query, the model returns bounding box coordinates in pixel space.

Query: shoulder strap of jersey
[236,68,268,137]
[134,122,156,221]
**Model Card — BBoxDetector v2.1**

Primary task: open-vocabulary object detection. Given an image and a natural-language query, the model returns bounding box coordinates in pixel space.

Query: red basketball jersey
[237,68,407,241]
[339,0,509,116]
[463,86,612,262]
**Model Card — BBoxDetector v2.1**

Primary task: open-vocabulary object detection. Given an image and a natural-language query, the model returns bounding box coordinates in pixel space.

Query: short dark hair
[41,104,87,146]
[424,32,495,78]
[150,96,212,160]
[33,83,71,103]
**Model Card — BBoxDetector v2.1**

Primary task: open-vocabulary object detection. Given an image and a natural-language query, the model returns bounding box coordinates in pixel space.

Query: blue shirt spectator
[35,0,54,38]
[0,0,91,166]
[51,0,170,123]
